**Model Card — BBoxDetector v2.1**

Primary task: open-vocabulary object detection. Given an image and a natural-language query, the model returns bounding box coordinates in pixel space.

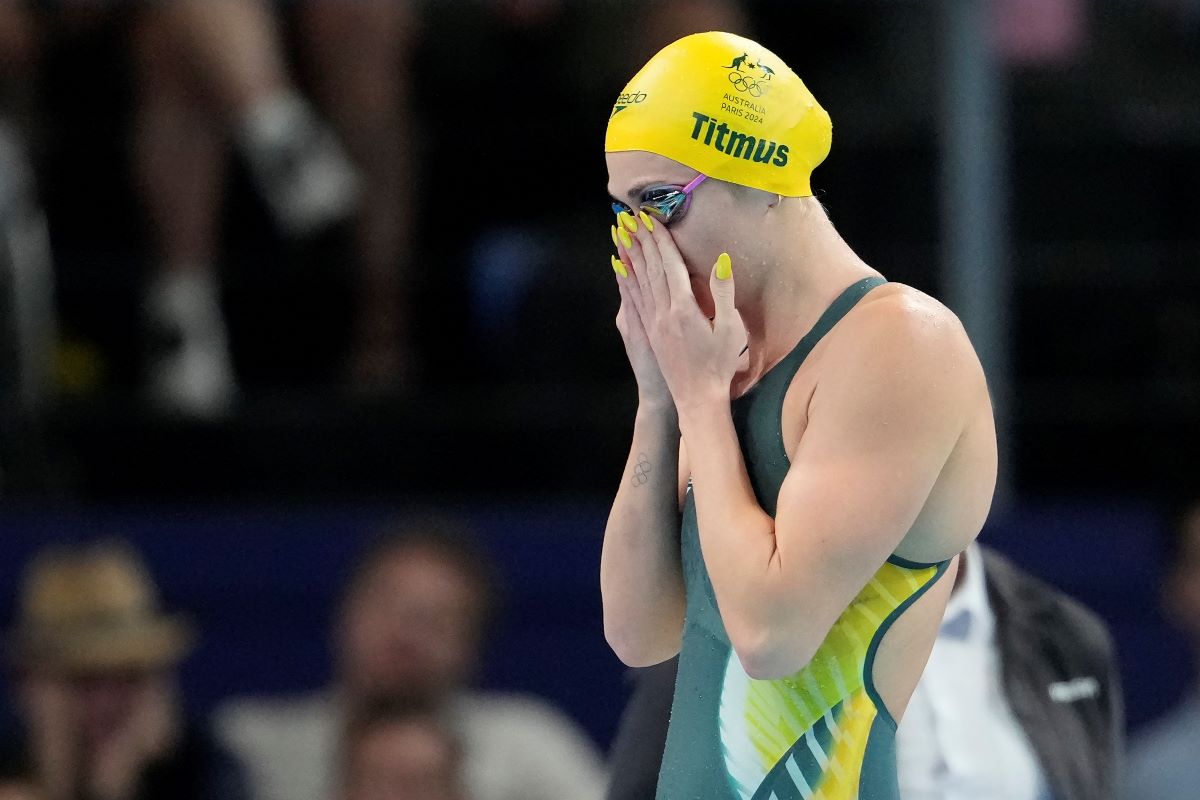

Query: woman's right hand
[611,226,673,413]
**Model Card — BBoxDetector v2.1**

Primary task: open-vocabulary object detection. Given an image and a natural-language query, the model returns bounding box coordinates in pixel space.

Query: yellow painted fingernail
[618,211,638,233]
[638,210,655,232]
[617,226,632,249]
[716,252,732,280]
[610,225,619,248]
[611,255,628,278]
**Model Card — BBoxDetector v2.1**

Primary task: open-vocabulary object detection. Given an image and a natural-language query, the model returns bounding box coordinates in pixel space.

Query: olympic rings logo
[728,71,768,97]
[631,453,652,487]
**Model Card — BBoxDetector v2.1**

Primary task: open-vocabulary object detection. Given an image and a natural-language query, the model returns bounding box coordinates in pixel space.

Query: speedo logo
[689,111,788,166]
[611,91,648,118]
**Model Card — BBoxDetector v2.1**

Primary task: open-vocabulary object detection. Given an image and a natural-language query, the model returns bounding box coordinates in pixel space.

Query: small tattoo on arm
[631,453,652,486]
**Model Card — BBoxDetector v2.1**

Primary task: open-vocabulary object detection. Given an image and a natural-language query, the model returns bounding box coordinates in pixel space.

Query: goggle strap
[681,174,708,194]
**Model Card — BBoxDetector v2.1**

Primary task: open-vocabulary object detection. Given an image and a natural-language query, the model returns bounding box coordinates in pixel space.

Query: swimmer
[599,31,998,800]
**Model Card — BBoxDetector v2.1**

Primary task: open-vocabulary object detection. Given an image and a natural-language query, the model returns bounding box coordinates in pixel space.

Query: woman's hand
[613,211,747,416]
[611,224,674,414]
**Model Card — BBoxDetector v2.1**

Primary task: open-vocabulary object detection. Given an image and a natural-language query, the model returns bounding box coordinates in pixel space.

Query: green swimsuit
[657,277,952,800]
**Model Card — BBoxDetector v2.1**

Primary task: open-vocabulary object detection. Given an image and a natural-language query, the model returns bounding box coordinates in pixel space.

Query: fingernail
[638,210,655,232]
[716,252,732,280]
[618,211,638,233]
[610,225,619,248]
[611,255,628,278]
[617,226,633,249]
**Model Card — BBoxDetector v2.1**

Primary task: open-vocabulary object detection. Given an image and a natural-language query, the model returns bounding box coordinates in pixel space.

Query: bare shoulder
[830,282,980,375]
[815,282,989,425]
[853,282,968,342]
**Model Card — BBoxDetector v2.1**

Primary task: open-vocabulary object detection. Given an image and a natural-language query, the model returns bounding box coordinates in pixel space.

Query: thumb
[709,252,735,321]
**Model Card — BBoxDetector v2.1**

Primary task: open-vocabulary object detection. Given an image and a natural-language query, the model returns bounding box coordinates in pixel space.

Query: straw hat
[6,541,195,673]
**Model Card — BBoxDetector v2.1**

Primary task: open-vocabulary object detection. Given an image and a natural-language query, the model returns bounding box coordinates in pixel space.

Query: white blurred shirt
[215,690,607,800]
[896,544,1052,800]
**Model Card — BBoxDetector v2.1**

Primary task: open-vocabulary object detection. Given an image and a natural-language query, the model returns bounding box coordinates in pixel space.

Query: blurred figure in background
[131,0,358,416]
[896,544,1122,800]
[217,517,606,800]
[1123,500,1200,800]
[338,700,465,800]
[131,0,419,415]
[292,0,421,394]
[0,0,56,427]
[1,541,249,800]
[606,545,1123,800]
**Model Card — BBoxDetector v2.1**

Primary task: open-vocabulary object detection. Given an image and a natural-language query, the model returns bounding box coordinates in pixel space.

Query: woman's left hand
[613,211,748,416]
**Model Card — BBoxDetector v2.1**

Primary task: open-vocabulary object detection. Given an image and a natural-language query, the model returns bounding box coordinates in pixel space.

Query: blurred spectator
[1,541,249,800]
[897,544,1122,800]
[292,0,420,394]
[992,0,1086,67]
[606,545,1122,800]
[126,0,428,415]
[130,0,360,416]
[1123,501,1200,800]
[0,0,55,421]
[339,700,465,800]
[217,517,606,800]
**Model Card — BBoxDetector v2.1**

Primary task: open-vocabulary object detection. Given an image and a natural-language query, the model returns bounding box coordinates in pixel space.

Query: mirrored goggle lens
[642,191,688,223]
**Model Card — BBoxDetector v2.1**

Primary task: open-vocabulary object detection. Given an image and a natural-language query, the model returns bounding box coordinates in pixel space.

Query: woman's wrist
[635,399,679,427]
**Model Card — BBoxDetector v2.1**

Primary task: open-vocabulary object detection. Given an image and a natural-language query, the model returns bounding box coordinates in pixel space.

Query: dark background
[1,0,1198,753]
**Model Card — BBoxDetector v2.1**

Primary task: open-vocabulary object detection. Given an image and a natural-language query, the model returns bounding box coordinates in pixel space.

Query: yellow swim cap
[605,32,831,198]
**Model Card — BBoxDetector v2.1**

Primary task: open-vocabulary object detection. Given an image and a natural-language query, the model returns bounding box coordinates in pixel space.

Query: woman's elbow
[604,619,681,668]
[729,625,816,680]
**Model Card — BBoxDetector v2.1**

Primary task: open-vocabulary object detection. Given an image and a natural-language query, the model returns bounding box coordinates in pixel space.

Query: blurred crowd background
[0,0,1197,798]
